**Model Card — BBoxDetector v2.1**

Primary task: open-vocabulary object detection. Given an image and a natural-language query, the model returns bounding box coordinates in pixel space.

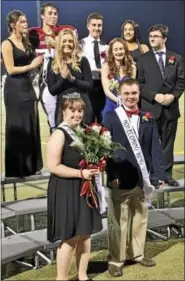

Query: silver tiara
[63,92,81,99]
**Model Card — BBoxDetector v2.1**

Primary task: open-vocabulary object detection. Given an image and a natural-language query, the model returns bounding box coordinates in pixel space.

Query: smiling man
[80,13,108,123]
[28,2,77,133]
[103,78,165,277]
[137,24,184,187]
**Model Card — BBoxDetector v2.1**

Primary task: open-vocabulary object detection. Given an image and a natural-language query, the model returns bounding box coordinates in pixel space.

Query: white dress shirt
[80,35,108,72]
[153,47,166,66]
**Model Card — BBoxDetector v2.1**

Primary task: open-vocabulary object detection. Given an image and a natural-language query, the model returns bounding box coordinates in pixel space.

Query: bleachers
[1,154,184,269]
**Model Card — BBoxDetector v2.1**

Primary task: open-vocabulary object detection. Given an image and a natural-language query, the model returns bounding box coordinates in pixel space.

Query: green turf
[7,240,184,280]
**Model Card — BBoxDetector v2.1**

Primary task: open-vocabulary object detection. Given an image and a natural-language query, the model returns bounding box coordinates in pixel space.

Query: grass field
[1,94,184,280]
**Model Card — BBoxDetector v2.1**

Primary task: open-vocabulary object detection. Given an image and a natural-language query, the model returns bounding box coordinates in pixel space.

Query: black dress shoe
[165,178,180,187]
[108,263,123,277]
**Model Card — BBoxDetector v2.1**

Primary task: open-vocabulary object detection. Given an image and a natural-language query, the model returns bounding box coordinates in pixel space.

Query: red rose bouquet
[71,123,124,208]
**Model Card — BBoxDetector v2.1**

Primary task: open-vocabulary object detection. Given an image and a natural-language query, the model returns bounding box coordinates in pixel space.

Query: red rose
[108,73,114,80]
[145,112,152,119]
[100,126,109,134]
[84,127,91,134]
[169,56,175,61]
[168,56,176,64]
[79,159,87,168]
[100,51,106,58]
[91,122,101,127]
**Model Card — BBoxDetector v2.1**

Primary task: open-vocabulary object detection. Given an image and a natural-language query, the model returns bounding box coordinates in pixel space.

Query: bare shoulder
[102,62,109,71]
[48,129,65,147]
[141,44,149,53]
[1,39,12,51]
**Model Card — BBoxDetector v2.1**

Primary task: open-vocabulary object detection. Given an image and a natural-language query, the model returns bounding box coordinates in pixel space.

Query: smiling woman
[121,20,149,62]
[47,28,93,126]
[1,9,43,178]
[101,38,136,119]
[47,92,102,280]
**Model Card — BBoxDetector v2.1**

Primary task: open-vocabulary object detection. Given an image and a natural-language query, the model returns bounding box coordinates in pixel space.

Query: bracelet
[80,169,84,179]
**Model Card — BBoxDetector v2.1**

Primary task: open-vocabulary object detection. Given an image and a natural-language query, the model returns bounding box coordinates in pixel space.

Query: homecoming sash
[59,123,107,213]
[115,107,155,205]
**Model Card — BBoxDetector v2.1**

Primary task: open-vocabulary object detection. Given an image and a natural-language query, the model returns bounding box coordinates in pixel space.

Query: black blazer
[137,49,184,120]
[103,109,165,189]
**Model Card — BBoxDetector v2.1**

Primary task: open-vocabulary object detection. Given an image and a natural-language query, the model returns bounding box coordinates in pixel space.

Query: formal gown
[3,39,43,177]
[130,48,144,63]
[102,75,129,118]
[47,127,103,243]
[47,56,93,126]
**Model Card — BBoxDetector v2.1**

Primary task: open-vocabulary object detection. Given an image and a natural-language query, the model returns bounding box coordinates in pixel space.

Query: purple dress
[102,75,129,120]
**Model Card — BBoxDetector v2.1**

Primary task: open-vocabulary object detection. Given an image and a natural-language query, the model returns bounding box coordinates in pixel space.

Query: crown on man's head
[63,92,81,99]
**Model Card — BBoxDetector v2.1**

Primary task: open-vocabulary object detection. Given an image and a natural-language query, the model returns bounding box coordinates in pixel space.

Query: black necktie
[156,51,165,78]
[93,40,101,69]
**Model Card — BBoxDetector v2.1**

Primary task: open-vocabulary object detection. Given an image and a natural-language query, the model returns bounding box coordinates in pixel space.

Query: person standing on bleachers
[80,12,108,123]
[137,24,184,187]
[28,2,78,133]
[2,10,43,177]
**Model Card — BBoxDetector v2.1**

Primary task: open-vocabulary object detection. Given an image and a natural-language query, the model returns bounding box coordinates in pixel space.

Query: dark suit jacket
[137,50,184,120]
[103,110,165,189]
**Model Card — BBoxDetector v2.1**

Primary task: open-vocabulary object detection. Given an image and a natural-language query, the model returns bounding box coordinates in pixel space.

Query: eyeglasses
[148,35,163,39]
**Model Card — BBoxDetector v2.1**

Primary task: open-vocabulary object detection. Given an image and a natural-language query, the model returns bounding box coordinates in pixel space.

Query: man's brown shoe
[108,264,123,277]
[137,257,156,267]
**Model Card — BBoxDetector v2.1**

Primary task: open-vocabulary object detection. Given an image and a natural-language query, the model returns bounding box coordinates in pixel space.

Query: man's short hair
[87,12,103,24]
[148,24,169,38]
[119,78,140,90]
[40,2,59,15]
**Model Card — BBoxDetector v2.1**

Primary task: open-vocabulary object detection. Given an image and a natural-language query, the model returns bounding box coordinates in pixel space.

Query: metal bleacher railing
[1,154,184,269]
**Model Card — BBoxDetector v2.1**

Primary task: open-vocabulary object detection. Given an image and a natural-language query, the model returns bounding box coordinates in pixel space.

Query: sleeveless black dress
[130,48,143,63]
[47,127,103,243]
[3,39,43,177]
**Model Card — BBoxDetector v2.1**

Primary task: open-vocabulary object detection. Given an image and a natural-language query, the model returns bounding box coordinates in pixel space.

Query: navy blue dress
[102,75,129,119]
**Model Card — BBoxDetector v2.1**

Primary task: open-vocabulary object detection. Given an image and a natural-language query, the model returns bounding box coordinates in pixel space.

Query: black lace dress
[47,56,93,126]
[47,127,103,243]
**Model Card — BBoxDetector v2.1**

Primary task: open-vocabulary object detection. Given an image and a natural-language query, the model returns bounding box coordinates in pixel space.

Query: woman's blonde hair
[52,28,82,74]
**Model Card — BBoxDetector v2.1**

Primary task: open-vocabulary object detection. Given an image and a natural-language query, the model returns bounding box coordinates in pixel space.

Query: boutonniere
[142,112,152,122]
[100,51,106,59]
[73,64,81,72]
[168,56,176,65]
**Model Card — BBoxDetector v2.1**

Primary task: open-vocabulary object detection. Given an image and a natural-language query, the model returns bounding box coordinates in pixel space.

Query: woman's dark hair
[121,20,144,54]
[6,10,33,54]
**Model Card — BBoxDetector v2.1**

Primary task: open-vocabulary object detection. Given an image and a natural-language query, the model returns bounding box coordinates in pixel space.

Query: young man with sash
[28,2,77,133]
[103,78,165,277]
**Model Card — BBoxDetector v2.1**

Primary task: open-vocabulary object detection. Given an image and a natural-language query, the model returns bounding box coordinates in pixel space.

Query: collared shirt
[80,35,108,73]
[124,105,140,138]
[153,47,166,66]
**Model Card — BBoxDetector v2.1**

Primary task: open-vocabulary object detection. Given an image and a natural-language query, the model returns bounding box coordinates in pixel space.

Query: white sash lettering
[115,106,155,205]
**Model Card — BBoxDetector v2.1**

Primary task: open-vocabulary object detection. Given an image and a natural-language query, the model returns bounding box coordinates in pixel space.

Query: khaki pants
[108,186,148,264]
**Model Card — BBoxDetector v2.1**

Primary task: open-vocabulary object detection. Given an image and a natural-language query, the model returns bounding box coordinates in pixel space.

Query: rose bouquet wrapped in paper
[71,123,124,208]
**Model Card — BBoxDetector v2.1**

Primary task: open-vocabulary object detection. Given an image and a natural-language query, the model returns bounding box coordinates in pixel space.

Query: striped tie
[156,52,165,78]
